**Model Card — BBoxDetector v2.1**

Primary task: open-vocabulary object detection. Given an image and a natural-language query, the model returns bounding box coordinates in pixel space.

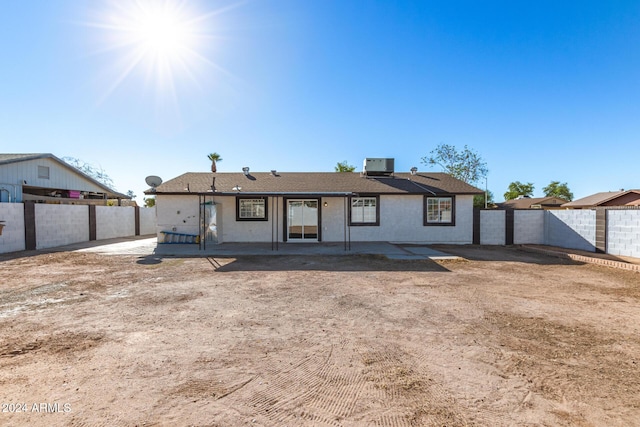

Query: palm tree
[207,153,222,173]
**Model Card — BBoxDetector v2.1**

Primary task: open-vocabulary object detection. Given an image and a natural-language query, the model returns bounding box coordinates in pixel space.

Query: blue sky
[1,0,639,202]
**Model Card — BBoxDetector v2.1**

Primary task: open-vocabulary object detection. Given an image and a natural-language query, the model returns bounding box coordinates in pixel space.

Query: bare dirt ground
[0,246,639,426]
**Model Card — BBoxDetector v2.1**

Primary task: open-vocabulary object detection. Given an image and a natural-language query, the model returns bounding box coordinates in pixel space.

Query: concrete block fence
[480,210,506,245]
[514,210,545,245]
[607,210,640,258]
[35,204,90,250]
[0,203,156,254]
[0,203,25,253]
[544,210,596,252]
[2,202,638,258]
[473,207,640,259]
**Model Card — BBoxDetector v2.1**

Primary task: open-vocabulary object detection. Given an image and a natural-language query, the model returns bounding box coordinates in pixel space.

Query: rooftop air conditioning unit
[363,158,394,176]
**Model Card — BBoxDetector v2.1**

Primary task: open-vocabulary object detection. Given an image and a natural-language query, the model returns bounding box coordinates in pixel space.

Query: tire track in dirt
[358,341,471,426]
[212,338,471,426]
[246,345,343,424]
[215,339,368,425]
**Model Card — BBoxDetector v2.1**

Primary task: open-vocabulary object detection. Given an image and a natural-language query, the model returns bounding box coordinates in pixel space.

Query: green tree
[474,190,495,208]
[144,197,156,208]
[126,190,136,200]
[207,152,222,173]
[421,144,488,184]
[543,181,573,201]
[335,160,356,172]
[504,181,534,200]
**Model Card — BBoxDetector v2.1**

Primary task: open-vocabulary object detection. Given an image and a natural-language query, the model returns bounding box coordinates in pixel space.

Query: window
[424,196,455,226]
[236,197,268,221]
[350,196,379,226]
[38,166,50,179]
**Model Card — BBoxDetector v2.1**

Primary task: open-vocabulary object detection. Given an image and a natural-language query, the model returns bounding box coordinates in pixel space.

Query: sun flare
[129,3,197,62]
[97,0,206,90]
[84,0,234,108]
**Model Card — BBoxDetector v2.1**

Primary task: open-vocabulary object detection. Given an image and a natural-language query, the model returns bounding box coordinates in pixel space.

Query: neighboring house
[562,190,640,209]
[497,196,569,210]
[0,153,130,205]
[147,160,484,245]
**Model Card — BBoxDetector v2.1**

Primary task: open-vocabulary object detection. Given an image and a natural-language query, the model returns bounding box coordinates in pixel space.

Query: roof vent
[242,167,250,176]
[410,167,418,175]
[363,158,394,176]
[271,170,277,176]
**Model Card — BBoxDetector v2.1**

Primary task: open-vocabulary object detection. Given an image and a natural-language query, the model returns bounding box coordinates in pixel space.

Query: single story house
[562,190,640,209]
[148,161,483,245]
[497,196,568,210]
[0,153,130,205]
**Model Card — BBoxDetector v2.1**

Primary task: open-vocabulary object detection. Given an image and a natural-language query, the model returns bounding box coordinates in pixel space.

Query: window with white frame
[350,196,379,225]
[425,196,455,225]
[236,197,268,221]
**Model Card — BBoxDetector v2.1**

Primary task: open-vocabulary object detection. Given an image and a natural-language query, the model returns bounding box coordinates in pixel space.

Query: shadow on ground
[431,245,585,265]
[208,255,452,272]
[136,256,163,265]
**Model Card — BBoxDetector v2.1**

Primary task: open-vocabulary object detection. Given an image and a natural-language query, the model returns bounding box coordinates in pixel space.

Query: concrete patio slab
[154,241,459,260]
[398,245,461,260]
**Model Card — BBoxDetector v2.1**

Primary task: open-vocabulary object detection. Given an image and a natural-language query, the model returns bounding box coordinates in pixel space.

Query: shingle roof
[0,153,51,164]
[497,196,569,209]
[563,190,640,207]
[150,172,484,196]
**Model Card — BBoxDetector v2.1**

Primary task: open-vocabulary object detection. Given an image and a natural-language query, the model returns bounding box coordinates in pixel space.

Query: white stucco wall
[156,194,475,244]
[347,194,474,244]
[155,195,202,239]
[0,203,26,253]
[35,204,89,250]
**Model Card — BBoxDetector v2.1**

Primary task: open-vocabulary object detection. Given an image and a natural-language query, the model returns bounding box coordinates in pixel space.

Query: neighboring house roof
[497,196,569,209]
[148,172,484,196]
[562,190,640,208]
[0,153,129,199]
[0,154,45,163]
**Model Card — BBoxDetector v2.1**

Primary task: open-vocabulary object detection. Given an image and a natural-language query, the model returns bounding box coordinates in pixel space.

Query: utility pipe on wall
[0,188,10,203]
[0,183,19,202]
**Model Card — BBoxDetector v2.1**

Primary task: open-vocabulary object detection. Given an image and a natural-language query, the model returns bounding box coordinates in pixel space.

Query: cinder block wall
[35,204,89,250]
[514,210,545,244]
[96,206,136,240]
[480,210,505,245]
[607,210,640,258]
[0,203,26,253]
[139,207,157,235]
[544,210,596,252]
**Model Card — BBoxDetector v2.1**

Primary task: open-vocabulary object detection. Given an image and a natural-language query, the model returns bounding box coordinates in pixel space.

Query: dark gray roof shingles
[152,172,483,195]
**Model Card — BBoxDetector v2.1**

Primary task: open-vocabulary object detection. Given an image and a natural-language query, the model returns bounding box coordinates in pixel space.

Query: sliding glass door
[287,200,318,241]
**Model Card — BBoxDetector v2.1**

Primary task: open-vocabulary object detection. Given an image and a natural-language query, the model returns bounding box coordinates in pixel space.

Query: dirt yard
[0,246,639,426]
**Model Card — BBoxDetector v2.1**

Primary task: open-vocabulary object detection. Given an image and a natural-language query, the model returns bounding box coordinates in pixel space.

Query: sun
[82,0,240,118]
[91,0,207,92]
[127,2,198,64]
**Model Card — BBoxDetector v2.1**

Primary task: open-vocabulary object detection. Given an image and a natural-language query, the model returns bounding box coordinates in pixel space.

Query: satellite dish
[145,175,163,190]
